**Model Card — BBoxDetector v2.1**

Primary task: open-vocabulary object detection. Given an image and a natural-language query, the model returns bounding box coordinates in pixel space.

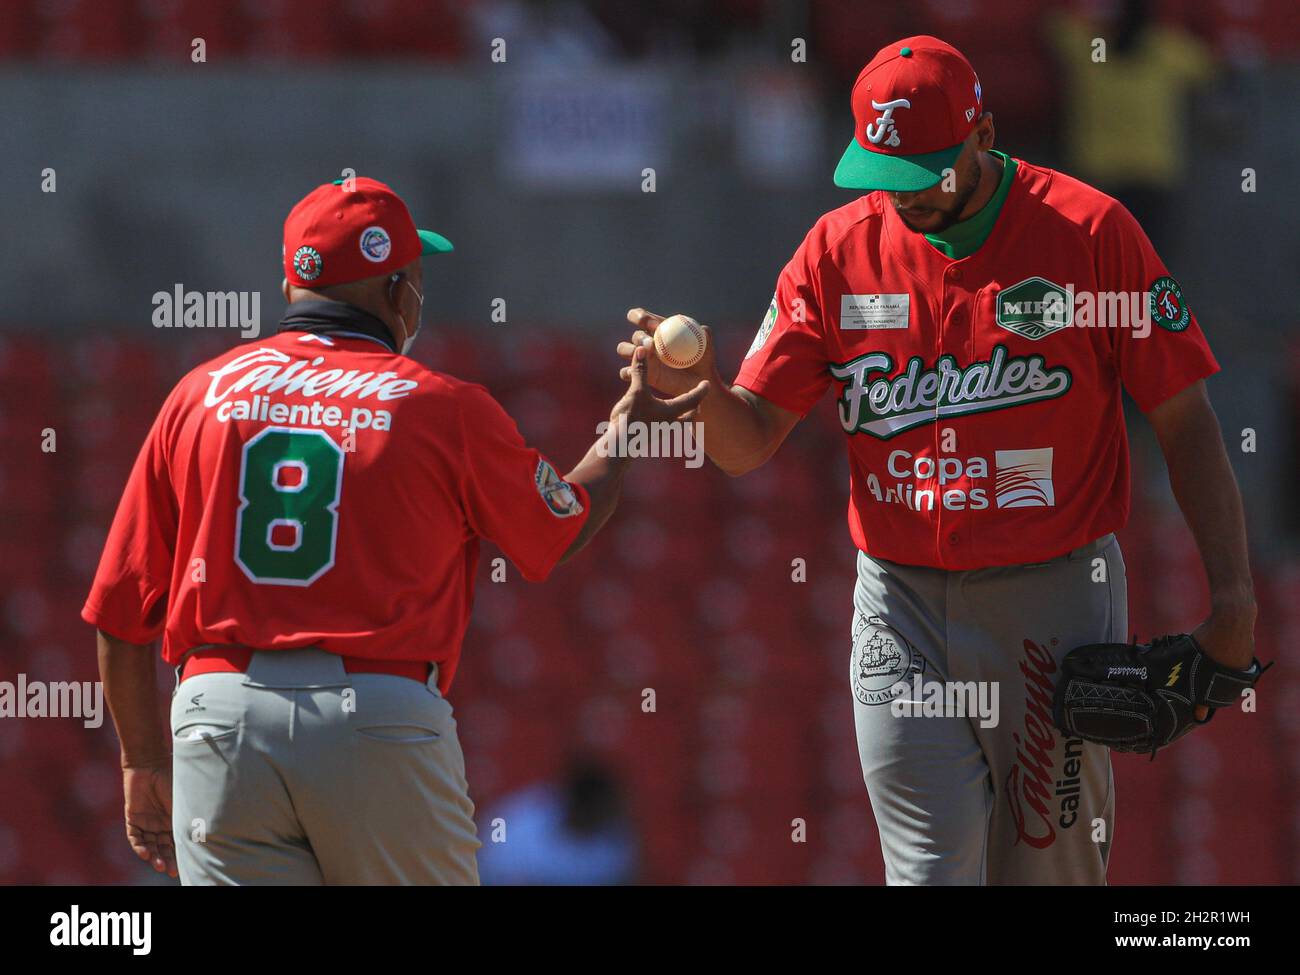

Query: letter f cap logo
[834,35,983,193]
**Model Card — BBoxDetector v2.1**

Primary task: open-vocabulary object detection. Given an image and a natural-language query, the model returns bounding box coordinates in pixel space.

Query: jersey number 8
[235,427,344,586]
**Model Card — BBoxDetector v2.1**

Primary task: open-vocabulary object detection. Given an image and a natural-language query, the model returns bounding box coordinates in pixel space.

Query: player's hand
[616,307,719,397]
[610,345,709,428]
[1190,605,1257,720]
[122,760,177,878]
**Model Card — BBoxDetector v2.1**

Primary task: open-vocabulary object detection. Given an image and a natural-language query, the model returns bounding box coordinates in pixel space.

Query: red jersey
[734,158,1218,569]
[82,313,589,692]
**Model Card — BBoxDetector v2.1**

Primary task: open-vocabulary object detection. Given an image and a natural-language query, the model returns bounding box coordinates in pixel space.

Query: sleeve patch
[745,294,778,359]
[535,460,584,518]
[1149,275,1190,332]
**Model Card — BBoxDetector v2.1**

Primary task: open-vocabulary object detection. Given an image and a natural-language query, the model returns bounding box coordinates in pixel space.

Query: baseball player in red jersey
[619,37,1260,884]
[84,177,707,885]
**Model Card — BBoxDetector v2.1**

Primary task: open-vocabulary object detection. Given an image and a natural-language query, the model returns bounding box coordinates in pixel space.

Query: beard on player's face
[889,148,982,234]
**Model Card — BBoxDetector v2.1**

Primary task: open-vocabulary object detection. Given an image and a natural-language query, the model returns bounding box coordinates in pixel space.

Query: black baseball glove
[1052,634,1268,757]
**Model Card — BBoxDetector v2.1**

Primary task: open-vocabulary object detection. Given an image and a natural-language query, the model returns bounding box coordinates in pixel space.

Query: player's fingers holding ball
[626,307,665,331]
[616,332,654,359]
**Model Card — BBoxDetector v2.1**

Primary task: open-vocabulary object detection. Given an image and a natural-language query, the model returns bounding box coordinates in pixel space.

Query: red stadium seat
[0,1,38,59]
[0,529,55,589]
[689,801,820,884]
[632,800,694,884]
[0,334,53,389]
[137,0,251,61]
[240,0,348,61]
[33,0,142,61]
[345,0,467,60]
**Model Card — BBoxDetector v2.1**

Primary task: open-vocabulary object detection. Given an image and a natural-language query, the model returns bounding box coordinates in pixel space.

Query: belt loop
[1069,533,1114,562]
[1085,532,1114,557]
[427,661,440,693]
[174,643,227,687]
[173,645,210,689]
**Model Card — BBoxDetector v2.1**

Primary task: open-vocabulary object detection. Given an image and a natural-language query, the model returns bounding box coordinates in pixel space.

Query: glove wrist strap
[1193,649,1265,709]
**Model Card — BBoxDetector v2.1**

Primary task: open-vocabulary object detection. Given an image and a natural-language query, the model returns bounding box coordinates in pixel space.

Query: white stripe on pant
[171,648,480,885]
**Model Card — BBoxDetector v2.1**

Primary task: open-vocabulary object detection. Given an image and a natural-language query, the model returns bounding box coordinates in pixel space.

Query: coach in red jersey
[618,37,1259,884]
[85,177,707,885]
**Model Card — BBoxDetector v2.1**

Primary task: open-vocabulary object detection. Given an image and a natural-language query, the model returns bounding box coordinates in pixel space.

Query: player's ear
[281,277,291,303]
[975,112,995,151]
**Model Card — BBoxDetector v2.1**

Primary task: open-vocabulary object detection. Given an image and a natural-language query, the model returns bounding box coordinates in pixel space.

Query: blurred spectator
[465,0,621,66]
[464,0,763,64]
[477,756,637,884]
[1049,0,1216,255]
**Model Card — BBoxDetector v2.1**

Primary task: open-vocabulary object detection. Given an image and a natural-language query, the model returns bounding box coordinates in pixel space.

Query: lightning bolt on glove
[1052,634,1270,758]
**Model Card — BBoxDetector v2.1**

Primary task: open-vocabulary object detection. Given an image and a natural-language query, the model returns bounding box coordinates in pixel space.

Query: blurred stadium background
[0,0,1297,884]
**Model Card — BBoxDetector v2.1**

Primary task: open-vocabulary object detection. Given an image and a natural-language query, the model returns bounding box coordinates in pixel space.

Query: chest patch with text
[840,293,910,330]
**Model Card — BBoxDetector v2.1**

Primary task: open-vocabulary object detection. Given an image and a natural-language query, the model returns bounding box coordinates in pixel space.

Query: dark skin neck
[954,149,1004,224]
[888,114,1002,234]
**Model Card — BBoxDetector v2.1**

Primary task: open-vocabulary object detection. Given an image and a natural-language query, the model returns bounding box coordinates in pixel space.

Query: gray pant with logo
[850,535,1125,885]
[170,648,480,885]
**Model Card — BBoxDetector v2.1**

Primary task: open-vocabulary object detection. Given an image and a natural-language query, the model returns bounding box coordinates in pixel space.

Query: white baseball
[653,314,707,369]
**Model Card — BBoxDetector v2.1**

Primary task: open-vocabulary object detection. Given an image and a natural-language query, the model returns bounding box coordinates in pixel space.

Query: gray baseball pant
[850,534,1125,885]
[170,648,480,885]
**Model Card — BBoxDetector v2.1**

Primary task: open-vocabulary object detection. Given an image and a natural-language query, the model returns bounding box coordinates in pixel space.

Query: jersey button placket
[938,263,965,566]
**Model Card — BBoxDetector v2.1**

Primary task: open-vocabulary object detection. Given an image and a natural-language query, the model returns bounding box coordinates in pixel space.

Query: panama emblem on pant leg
[851,614,924,706]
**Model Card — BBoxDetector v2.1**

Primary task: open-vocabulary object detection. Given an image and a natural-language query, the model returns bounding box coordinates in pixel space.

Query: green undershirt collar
[923,150,1017,260]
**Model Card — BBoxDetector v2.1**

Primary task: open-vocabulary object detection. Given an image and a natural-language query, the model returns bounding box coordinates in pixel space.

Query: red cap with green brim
[833,36,983,193]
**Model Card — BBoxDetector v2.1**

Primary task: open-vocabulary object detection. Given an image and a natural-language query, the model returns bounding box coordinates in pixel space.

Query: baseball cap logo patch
[292,245,323,282]
[283,176,452,288]
[966,78,982,122]
[866,98,910,148]
[833,36,983,192]
[359,226,392,263]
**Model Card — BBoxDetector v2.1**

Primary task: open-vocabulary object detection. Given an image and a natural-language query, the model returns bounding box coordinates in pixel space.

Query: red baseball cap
[833,36,983,193]
[282,176,453,288]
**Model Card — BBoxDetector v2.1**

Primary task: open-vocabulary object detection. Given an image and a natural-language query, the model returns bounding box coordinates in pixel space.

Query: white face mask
[398,278,425,355]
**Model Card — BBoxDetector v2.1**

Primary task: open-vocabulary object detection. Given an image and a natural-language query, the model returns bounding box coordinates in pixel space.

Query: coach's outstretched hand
[557,346,710,565]
[618,308,721,398]
[610,343,710,426]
